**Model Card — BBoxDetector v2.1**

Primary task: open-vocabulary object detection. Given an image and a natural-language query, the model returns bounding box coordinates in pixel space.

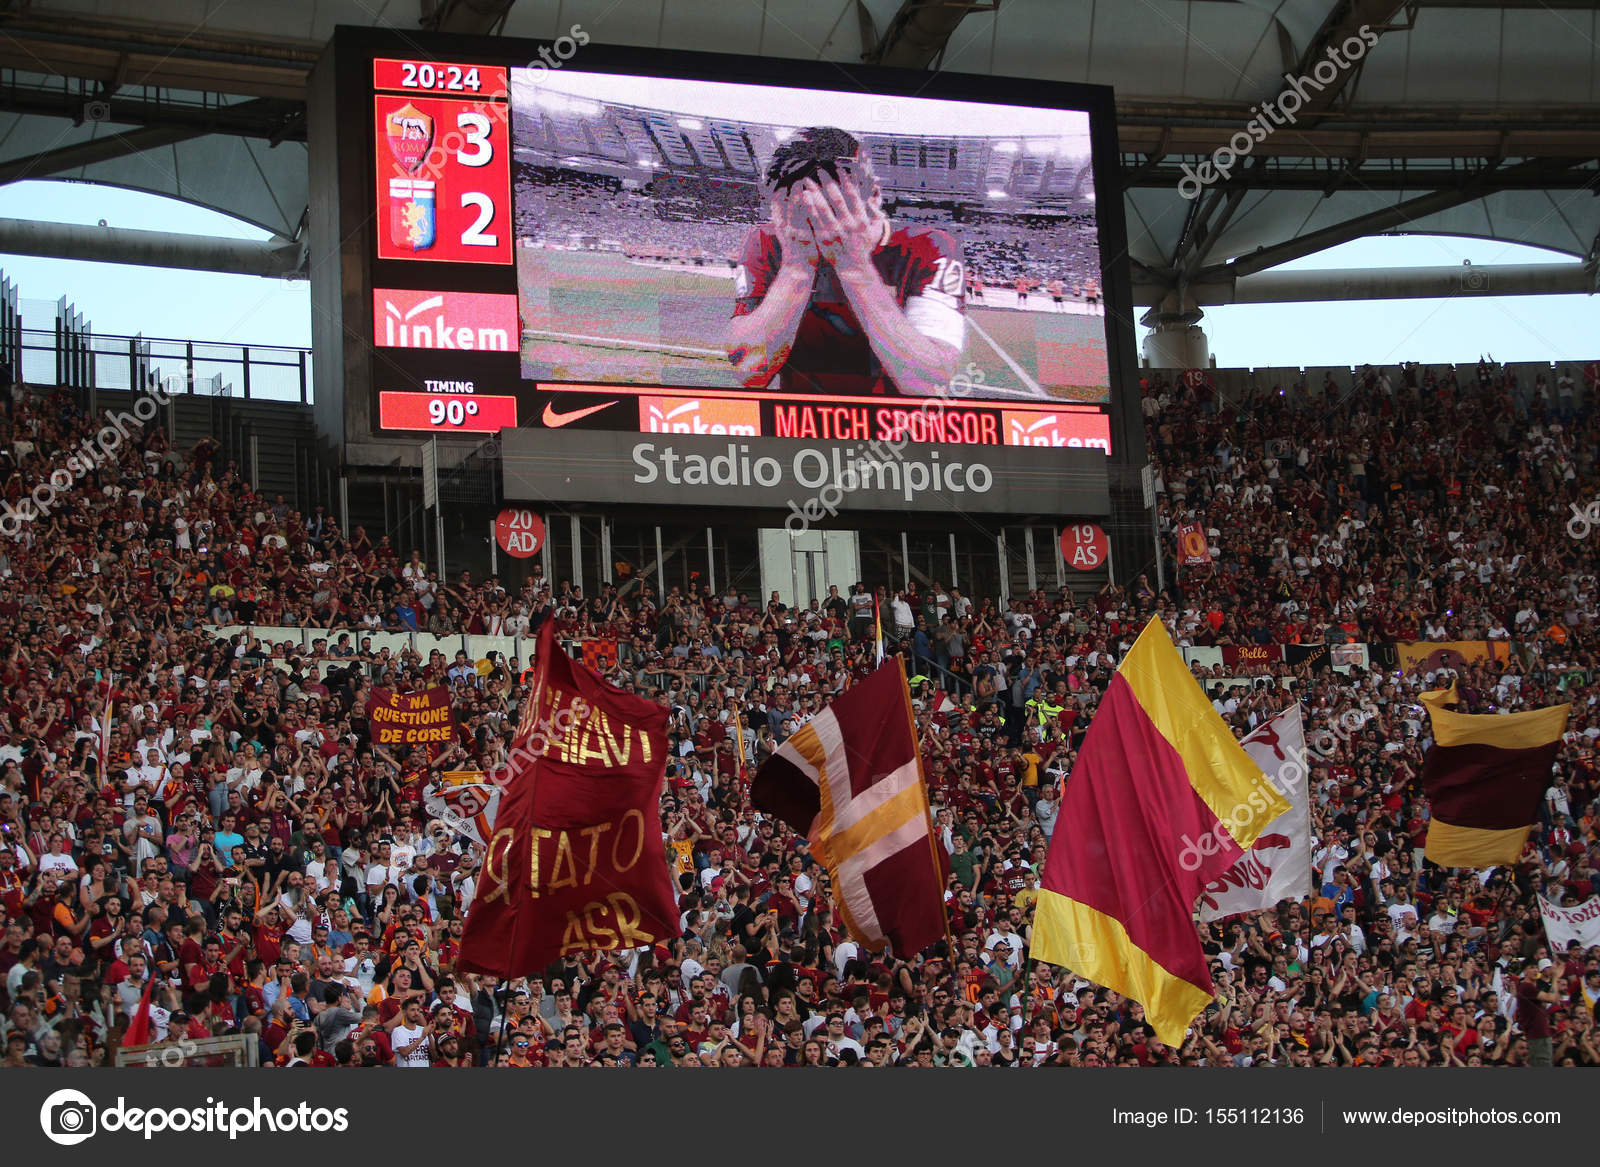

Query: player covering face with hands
[726,126,967,396]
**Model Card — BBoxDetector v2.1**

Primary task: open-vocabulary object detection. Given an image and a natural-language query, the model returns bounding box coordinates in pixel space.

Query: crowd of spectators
[956,211,1100,292]
[0,354,1598,1070]
[514,166,750,263]
[512,160,1101,302]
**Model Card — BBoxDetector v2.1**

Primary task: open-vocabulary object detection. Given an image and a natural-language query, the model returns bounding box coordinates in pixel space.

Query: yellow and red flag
[1032,618,1289,1045]
[1418,684,1569,868]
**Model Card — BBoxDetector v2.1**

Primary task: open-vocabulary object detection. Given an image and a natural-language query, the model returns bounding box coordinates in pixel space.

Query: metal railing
[15,324,312,403]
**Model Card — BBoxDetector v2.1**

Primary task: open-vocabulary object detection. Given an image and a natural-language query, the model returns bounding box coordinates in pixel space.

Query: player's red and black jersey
[732,223,965,394]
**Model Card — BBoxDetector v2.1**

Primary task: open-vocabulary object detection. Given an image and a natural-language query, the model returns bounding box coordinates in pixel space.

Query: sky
[0,181,311,348]
[1197,233,1599,369]
[0,179,1594,368]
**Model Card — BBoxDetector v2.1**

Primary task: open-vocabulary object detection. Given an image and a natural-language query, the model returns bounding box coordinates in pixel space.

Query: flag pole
[1017,953,1032,1039]
[873,596,884,667]
[894,656,955,958]
[494,977,511,1063]
[733,711,748,782]
[97,672,117,785]
[496,620,554,998]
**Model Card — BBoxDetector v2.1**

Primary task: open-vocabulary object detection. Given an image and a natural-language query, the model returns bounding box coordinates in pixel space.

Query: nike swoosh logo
[541,400,618,428]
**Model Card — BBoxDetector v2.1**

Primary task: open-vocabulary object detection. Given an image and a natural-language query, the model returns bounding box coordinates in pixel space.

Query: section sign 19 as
[1061,522,1108,571]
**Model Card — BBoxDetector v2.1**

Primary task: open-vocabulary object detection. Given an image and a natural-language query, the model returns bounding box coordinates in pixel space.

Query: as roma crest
[385,102,434,175]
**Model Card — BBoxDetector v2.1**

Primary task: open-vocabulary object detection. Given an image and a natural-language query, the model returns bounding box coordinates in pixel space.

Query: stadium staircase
[87,385,323,513]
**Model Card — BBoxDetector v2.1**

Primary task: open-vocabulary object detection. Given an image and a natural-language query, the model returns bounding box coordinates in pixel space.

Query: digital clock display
[373,58,508,95]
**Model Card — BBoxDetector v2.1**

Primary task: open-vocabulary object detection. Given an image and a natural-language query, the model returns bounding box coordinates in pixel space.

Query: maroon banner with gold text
[366,685,457,756]
[458,622,678,977]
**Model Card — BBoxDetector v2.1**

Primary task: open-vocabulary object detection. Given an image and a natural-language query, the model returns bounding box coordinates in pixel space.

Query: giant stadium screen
[345,31,1133,456]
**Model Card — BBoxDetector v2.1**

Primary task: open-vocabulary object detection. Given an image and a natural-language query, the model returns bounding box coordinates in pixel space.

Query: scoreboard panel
[321,29,1143,493]
[371,92,512,265]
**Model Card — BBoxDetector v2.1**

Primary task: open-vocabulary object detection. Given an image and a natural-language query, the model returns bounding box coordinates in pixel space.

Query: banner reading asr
[458,620,679,977]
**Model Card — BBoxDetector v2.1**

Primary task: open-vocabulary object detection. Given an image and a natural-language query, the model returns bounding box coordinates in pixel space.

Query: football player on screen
[726,127,966,396]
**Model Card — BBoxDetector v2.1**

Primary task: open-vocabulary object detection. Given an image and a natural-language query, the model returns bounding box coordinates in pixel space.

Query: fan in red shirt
[726,126,966,397]
[254,913,285,967]
[186,938,229,994]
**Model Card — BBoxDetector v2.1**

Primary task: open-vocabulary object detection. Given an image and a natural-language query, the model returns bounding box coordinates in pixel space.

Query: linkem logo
[372,288,518,351]
[999,410,1112,451]
[40,1088,349,1144]
[640,396,761,436]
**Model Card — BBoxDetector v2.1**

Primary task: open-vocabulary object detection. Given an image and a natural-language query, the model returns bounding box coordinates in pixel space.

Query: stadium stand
[2,353,1598,1069]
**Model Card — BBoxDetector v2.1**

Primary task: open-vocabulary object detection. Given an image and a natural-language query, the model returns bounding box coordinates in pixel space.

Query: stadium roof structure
[0,0,1594,311]
[513,90,1095,207]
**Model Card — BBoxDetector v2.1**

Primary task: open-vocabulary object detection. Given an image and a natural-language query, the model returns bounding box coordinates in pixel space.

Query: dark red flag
[458,620,678,978]
[123,975,155,1048]
[751,661,947,957]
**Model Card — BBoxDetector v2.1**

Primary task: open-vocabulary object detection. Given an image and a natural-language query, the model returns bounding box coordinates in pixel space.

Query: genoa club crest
[389,178,436,252]
[384,102,433,175]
